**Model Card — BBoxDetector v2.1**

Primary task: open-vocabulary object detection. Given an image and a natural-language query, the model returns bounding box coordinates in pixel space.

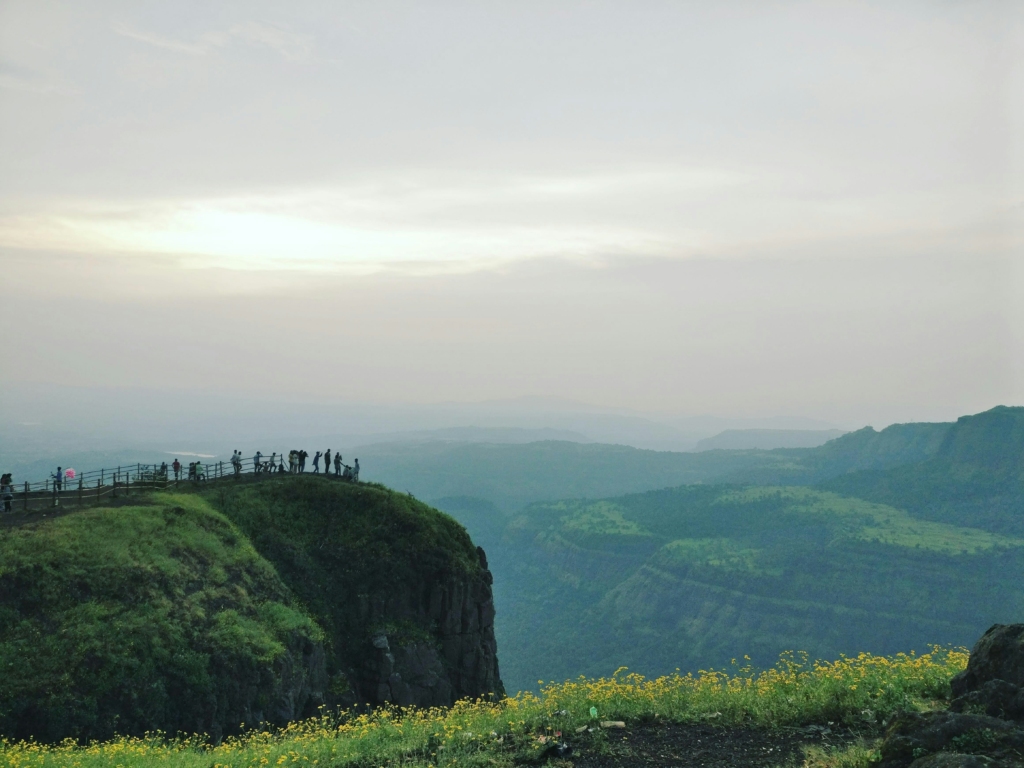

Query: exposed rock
[352,545,503,708]
[952,625,1024,720]
[204,630,327,743]
[877,711,1024,768]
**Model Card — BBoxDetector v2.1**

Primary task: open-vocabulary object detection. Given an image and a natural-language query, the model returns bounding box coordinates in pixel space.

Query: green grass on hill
[0,493,323,743]
[718,487,1020,554]
[526,485,1019,556]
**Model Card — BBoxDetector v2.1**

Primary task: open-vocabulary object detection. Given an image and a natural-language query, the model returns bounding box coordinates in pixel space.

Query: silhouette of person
[1,473,13,513]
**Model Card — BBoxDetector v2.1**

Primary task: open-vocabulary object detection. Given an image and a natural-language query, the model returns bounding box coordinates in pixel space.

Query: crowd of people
[0,449,361,517]
[168,450,360,482]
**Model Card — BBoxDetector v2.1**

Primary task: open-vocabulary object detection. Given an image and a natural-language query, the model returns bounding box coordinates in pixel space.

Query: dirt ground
[554,721,866,768]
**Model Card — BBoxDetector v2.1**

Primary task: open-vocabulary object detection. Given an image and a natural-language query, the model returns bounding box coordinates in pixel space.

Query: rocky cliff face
[213,477,504,713]
[357,547,503,707]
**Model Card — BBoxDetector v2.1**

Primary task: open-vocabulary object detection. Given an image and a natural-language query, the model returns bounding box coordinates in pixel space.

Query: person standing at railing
[312,451,321,473]
[299,449,308,473]
[334,452,342,477]
[353,458,360,482]
[324,450,331,475]
[254,451,262,474]
[52,467,64,492]
[1,473,12,513]
[231,451,242,477]
[172,458,181,481]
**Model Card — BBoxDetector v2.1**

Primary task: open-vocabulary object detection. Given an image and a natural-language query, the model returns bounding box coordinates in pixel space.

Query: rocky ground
[525,623,1024,767]
[561,721,864,767]
[872,624,1024,768]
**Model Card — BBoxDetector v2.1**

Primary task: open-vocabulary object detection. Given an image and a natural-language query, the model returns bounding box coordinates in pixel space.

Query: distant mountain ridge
[695,428,846,451]
[361,419,953,510]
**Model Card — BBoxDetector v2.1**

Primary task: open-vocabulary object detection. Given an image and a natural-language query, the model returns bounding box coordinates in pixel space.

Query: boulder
[877,711,1024,768]
[951,625,1024,721]
[910,755,1016,768]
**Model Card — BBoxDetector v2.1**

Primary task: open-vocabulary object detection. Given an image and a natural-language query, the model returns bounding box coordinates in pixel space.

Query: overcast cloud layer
[1,1,1021,426]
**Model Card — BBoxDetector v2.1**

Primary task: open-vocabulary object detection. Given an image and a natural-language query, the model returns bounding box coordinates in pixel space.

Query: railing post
[78,477,83,507]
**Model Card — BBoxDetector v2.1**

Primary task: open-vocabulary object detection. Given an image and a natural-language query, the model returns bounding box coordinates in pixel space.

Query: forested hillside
[823,405,1024,535]
[429,407,1021,694]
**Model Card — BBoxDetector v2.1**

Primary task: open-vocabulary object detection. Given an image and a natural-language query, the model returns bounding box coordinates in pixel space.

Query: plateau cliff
[0,477,502,742]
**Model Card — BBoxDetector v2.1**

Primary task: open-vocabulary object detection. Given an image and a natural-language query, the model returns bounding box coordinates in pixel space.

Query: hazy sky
[1,1,1021,426]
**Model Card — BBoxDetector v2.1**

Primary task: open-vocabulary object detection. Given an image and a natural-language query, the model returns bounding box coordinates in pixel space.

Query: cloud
[228,21,312,61]
[0,60,77,95]
[111,22,221,56]
[112,20,311,60]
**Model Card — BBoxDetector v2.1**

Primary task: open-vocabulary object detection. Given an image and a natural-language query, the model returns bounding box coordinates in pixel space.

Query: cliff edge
[0,476,503,742]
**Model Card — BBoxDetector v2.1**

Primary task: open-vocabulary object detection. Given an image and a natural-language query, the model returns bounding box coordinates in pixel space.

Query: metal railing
[2,453,358,515]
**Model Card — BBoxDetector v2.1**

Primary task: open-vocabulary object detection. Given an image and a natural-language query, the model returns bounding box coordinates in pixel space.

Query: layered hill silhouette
[360,418,952,512]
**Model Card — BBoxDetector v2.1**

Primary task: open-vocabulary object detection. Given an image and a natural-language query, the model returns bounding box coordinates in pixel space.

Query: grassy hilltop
[0,477,498,743]
[0,493,323,742]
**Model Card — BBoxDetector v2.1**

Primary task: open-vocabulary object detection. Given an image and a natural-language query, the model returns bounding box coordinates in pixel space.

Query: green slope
[822,406,1024,535]
[0,493,323,742]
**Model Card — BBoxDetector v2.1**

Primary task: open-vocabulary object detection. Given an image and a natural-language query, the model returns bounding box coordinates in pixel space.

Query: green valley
[416,407,1024,694]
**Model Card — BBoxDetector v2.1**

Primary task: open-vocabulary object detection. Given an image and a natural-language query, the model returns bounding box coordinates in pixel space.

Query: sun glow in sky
[0,1,1021,419]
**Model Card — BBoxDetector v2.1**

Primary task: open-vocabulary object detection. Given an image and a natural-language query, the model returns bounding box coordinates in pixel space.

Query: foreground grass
[0,647,966,768]
[801,742,881,768]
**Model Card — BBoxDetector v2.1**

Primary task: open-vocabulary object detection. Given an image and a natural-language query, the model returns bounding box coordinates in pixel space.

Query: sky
[1,0,1022,433]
